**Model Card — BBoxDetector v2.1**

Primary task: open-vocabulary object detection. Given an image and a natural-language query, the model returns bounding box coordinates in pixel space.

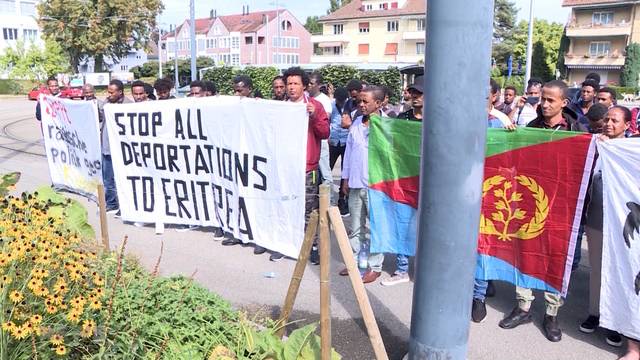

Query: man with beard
[272,75,286,101]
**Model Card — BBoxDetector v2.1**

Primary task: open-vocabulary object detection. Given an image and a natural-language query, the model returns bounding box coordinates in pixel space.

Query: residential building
[0,0,42,51]
[160,6,312,66]
[78,48,148,73]
[311,0,425,64]
[562,0,640,85]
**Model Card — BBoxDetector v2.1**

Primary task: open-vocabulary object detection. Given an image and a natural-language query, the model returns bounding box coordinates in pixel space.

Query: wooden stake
[96,184,110,250]
[318,184,331,360]
[328,207,389,360]
[276,210,319,338]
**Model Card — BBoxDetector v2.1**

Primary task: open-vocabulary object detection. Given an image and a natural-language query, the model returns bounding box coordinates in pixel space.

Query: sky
[159,0,571,29]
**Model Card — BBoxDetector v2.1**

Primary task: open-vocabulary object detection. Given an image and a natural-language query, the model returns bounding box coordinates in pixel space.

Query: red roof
[562,0,633,7]
[161,9,286,39]
[320,0,425,21]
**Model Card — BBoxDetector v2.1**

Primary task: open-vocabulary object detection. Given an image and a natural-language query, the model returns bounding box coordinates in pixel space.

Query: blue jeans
[474,279,488,301]
[348,188,384,272]
[396,254,409,274]
[102,154,119,209]
[572,225,585,270]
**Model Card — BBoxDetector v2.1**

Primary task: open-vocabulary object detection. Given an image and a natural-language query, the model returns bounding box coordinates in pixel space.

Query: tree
[304,16,322,34]
[37,0,163,73]
[531,41,553,82]
[328,0,352,14]
[621,43,640,87]
[511,19,564,76]
[492,0,518,65]
[0,39,69,80]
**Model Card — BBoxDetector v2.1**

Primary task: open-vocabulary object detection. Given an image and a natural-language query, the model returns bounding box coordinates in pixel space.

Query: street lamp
[524,0,535,88]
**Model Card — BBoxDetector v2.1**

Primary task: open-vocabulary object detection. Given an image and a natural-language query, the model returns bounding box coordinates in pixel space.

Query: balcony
[564,52,625,69]
[402,31,425,40]
[566,22,631,37]
[311,34,350,46]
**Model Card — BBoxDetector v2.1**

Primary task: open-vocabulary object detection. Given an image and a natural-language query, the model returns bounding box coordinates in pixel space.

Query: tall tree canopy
[492,0,518,65]
[304,16,322,34]
[0,39,68,80]
[511,19,564,76]
[621,43,640,87]
[37,0,163,73]
[328,0,352,14]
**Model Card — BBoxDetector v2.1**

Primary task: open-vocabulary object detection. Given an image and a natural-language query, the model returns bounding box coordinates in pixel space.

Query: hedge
[0,79,39,95]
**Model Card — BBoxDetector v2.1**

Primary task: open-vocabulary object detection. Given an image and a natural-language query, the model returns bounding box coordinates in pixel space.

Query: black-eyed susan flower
[49,334,64,346]
[9,290,23,303]
[54,345,66,355]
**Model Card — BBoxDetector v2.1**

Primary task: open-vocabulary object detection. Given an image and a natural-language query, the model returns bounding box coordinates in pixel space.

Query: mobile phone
[526,96,540,105]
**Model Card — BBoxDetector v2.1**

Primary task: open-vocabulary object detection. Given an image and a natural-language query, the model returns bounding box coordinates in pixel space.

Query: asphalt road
[0,96,622,360]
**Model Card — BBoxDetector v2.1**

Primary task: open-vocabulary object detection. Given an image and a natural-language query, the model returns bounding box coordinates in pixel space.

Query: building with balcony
[0,0,42,51]
[160,6,311,67]
[311,0,425,64]
[562,0,640,85]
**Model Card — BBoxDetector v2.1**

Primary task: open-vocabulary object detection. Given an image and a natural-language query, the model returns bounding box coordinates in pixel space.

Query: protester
[572,72,601,104]
[339,86,386,283]
[203,81,218,96]
[399,87,412,115]
[578,105,630,348]
[35,76,61,121]
[154,78,175,100]
[381,86,398,118]
[272,75,286,101]
[189,80,205,97]
[497,80,588,342]
[597,87,617,108]
[144,83,156,100]
[585,103,608,134]
[99,80,133,216]
[496,85,516,115]
[510,78,542,126]
[397,76,423,122]
[233,75,253,97]
[131,80,148,103]
[308,72,333,190]
[270,67,330,262]
[341,79,363,129]
[82,83,96,101]
[487,79,514,129]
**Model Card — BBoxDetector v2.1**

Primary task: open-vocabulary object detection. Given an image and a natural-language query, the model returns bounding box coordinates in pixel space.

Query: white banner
[40,95,103,200]
[599,138,640,340]
[104,96,308,258]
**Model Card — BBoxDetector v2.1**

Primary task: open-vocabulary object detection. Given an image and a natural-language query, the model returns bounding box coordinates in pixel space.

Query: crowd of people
[486,72,639,359]
[35,69,639,359]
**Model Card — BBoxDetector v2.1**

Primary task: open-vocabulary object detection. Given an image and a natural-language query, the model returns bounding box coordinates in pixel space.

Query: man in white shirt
[308,73,333,188]
[509,78,543,126]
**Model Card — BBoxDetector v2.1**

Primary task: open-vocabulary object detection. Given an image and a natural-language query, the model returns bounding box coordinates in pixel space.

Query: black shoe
[471,299,487,323]
[254,245,267,255]
[338,198,349,216]
[606,330,623,347]
[106,207,119,214]
[499,307,532,329]
[543,315,562,342]
[486,280,496,298]
[221,238,241,246]
[114,210,121,218]
[269,252,285,262]
[579,315,599,334]
[310,246,320,265]
[212,228,226,241]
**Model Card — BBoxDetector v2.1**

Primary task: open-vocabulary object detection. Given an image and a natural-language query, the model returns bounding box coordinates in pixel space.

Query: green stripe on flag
[486,127,583,158]
[369,115,422,185]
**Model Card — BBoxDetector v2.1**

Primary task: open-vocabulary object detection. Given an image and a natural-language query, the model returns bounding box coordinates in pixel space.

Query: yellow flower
[55,345,66,355]
[2,321,15,331]
[46,305,57,314]
[82,319,95,330]
[1,275,11,285]
[53,281,67,294]
[71,296,86,309]
[30,314,42,325]
[89,300,102,310]
[93,275,104,286]
[49,334,64,346]
[66,311,80,324]
[34,286,49,297]
[9,290,23,303]
[11,324,28,340]
[27,278,42,291]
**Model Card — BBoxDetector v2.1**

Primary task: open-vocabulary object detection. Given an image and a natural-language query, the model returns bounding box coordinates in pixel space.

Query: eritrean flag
[369,117,595,296]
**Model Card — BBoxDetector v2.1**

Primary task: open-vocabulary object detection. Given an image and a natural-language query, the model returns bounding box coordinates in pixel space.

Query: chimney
[210,9,214,19]
[262,14,267,24]
[242,5,246,15]
[246,5,249,14]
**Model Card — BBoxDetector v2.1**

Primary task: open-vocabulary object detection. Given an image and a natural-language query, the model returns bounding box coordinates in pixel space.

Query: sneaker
[212,228,226,241]
[106,207,119,214]
[176,225,199,232]
[254,245,267,255]
[310,246,320,265]
[579,315,599,334]
[606,330,623,347]
[269,252,285,262]
[471,299,487,323]
[338,199,350,217]
[221,238,241,246]
[133,222,145,228]
[380,272,410,286]
[361,270,381,284]
[114,210,121,219]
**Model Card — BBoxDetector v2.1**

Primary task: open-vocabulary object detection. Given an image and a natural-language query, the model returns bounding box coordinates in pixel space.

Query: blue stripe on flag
[369,188,417,256]
[475,254,561,294]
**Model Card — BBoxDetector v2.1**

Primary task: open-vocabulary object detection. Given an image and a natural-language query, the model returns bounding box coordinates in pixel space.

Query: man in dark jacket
[527,80,588,132]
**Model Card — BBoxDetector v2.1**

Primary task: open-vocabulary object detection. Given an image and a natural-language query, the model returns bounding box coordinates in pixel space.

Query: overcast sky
[158,0,570,29]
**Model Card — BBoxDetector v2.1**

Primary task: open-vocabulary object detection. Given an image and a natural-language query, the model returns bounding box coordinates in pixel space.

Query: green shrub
[609,86,638,99]
[202,66,235,95]
[238,66,279,98]
[0,79,38,95]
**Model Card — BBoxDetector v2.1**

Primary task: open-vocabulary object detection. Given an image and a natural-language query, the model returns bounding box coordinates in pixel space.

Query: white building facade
[0,0,42,51]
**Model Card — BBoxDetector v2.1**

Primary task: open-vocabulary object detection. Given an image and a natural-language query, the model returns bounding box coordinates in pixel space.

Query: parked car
[28,85,49,101]
[60,86,84,100]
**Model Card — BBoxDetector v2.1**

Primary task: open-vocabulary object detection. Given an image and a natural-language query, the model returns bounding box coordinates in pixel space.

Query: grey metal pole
[190,0,197,81]
[158,28,163,78]
[524,0,535,87]
[174,23,179,91]
[408,0,493,359]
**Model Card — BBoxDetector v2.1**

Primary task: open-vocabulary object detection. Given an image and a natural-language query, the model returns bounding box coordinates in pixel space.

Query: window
[168,42,175,52]
[20,2,36,16]
[232,37,240,49]
[231,54,240,65]
[120,65,128,71]
[589,41,611,56]
[245,36,253,45]
[272,36,300,49]
[391,2,398,9]
[0,1,15,14]
[359,22,370,33]
[379,3,388,9]
[198,39,205,51]
[365,4,373,10]
[387,20,399,32]
[2,28,17,40]
[281,20,292,31]
[384,42,398,55]
[416,19,425,31]
[358,44,369,55]
[23,29,37,41]
[416,42,425,55]
[593,11,614,25]
[333,24,343,35]
[332,46,342,55]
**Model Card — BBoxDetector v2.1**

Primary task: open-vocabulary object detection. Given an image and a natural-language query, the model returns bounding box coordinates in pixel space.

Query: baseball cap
[407,76,424,93]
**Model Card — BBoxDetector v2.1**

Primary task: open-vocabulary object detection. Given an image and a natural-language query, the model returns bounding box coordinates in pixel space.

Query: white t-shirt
[513,103,538,126]
[314,92,333,119]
